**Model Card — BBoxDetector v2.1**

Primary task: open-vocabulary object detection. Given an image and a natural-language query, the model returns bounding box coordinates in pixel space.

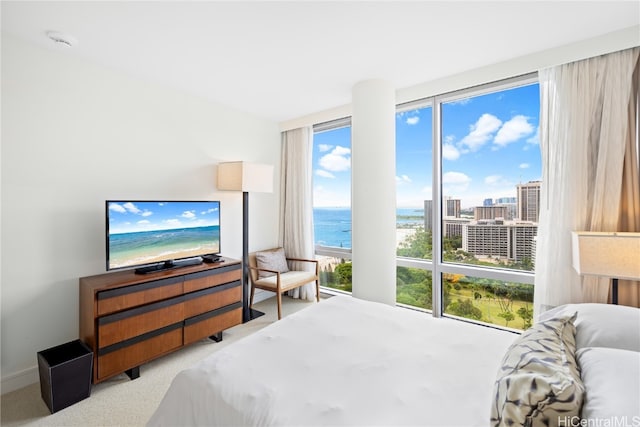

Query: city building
[474,206,507,221]
[462,221,538,262]
[424,198,462,231]
[517,181,541,222]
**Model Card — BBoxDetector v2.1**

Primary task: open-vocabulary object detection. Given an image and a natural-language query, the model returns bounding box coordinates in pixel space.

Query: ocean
[314,208,424,249]
[108,225,220,268]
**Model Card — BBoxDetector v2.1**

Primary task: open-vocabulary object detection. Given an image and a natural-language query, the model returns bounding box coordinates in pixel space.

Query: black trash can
[37,339,93,413]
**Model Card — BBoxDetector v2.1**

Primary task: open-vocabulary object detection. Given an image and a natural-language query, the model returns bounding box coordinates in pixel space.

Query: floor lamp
[571,231,640,304]
[218,161,274,323]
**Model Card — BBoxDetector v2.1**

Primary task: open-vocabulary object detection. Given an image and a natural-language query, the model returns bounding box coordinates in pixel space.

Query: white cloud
[182,210,196,219]
[396,174,412,184]
[318,144,333,152]
[460,113,502,151]
[109,203,127,213]
[141,210,153,217]
[137,220,150,225]
[519,163,530,169]
[442,171,471,194]
[406,116,419,125]
[494,115,535,147]
[316,169,335,179]
[319,145,351,172]
[123,202,141,214]
[165,219,181,226]
[442,143,460,161]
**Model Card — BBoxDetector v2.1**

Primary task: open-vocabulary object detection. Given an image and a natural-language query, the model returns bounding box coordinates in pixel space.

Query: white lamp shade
[217,161,274,193]
[571,232,640,280]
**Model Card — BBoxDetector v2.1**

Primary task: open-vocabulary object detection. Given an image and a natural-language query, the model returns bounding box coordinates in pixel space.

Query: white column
[351,79,396,305]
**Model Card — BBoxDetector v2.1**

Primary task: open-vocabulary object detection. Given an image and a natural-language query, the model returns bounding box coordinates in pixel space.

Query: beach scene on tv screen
[108,201,220,269]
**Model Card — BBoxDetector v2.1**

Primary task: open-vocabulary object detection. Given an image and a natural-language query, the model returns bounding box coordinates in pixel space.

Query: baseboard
[1,366,39,395]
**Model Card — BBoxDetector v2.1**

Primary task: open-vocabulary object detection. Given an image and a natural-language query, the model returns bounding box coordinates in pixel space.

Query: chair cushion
[254,271,316,291]
[255,248,289,279]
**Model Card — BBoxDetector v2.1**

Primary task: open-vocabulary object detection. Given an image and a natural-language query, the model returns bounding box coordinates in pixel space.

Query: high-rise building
[496,197,516,204]
[474,206,507,221]
[483,198,494,206]
[424,198,461,231]
[494,202,517,220]
[443,218,471,238]
[424,200,433,231]
[517,181,541,222]
[444,197,461,218]
[462,221,538,262]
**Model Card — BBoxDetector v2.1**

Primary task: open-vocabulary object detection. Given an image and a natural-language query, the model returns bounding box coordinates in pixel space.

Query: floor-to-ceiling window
[313,74,540,330]
[437,77,539,329]
[395,102,434,310]
[312,118,353,293]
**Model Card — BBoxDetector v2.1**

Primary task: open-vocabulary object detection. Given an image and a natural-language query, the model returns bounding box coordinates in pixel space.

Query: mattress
[148,295,518,426]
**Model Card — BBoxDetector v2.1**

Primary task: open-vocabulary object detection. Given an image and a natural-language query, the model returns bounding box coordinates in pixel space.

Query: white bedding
[148,295,518,426]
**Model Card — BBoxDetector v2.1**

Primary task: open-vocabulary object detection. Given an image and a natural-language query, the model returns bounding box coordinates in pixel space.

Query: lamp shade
[217,161,273,193]
[571,231,640,280]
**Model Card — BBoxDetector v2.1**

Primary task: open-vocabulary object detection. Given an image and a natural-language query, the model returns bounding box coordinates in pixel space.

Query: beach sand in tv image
[107,201,220,269]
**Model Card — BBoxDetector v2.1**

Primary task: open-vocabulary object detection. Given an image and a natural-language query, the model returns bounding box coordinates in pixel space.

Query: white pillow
[577,347,640,421]
[539,303,640,351]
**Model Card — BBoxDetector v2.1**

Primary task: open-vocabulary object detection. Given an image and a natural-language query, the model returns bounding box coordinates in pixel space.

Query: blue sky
[108,201,220,234]
[313,83,541,208]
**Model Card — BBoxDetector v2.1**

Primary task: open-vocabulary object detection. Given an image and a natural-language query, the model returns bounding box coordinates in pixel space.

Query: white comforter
[148,295,517,426]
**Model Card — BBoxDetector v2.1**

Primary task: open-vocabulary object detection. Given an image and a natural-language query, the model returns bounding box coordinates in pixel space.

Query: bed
[147,296,640,426]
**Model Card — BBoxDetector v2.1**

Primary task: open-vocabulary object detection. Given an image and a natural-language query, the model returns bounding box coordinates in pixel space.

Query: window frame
[313,73,539,324]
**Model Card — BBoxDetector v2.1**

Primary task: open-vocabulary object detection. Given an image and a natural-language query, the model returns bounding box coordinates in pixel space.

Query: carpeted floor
[0,296,320,427]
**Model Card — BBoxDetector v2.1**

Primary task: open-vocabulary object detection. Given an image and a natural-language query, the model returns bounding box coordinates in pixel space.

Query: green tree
[334,262,352,291]
[517,304,533,329]
[447,299,483,320]
[498,310,515,327]
[397,227,432,259]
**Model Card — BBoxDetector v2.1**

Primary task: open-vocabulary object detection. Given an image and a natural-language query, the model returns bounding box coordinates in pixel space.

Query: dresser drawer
[183,280,241,318]
[183,265,241,293]
[97,325,183,380]
[97,276,183,316]
[98,298,184,348]
[183,303,242,345]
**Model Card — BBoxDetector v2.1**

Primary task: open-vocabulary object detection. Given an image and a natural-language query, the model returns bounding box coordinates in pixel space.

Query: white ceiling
[2,1,639,123]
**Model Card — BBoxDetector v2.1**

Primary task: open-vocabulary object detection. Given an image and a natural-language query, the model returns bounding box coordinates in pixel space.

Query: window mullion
[432,97,443,317]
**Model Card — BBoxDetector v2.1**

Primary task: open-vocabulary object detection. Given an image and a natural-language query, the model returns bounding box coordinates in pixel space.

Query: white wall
[280,25,640,131]
[0,35,281,393]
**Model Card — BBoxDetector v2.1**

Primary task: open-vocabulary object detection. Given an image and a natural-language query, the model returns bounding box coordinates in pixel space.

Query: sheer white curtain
[534,47,640,318]
[279,126,316,300]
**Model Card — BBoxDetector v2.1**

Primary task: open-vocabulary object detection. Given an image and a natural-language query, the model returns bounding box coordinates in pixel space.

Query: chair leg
[276,292,282,320]
[250,283,255,309]
[315,280,320,302]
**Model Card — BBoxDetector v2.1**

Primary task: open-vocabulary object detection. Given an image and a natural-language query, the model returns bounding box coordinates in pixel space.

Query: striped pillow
[491,313,584,427]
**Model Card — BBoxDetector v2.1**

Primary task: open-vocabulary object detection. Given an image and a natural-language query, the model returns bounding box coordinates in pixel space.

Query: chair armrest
[248,266,280,276]
[286,257,318,264]
[286,258,319,274]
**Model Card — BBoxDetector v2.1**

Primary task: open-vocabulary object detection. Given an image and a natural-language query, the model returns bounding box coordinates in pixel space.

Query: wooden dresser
[79,258,242,384]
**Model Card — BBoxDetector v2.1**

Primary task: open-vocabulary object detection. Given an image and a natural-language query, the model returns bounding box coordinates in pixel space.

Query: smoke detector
[46,31,78,48]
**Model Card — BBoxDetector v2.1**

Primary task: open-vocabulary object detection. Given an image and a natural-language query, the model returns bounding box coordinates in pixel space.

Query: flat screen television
[106,200,221,274]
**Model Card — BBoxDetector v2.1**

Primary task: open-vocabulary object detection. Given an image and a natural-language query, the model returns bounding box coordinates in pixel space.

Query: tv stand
[79,258,242,384]
[134,257,204,275]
